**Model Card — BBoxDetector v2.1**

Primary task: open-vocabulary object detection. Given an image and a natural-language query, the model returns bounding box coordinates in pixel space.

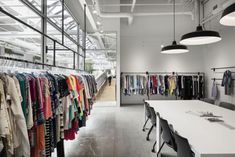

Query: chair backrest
[219,102,235,111]
[203,98,215,105]
[174,133,194,157]
[144,102,151,118]
[149,106,156,125]
[160,117,177,151]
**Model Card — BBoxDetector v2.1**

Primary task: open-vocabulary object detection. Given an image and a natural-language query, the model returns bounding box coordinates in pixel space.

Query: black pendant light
[161,0,189,54]
[220,3,235,26]
[180,0,221,45]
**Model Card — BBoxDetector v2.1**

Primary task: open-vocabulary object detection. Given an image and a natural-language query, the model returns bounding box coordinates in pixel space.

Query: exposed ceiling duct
[92,0,194,25]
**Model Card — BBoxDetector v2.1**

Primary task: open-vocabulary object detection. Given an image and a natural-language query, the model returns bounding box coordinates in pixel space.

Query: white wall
[202,0,235,104]
[120,14,204,104]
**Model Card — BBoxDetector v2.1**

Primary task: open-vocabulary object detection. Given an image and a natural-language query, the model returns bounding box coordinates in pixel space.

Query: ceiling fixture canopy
[161,0,189,54]
[220,3,235,26]
[180,0,221,45]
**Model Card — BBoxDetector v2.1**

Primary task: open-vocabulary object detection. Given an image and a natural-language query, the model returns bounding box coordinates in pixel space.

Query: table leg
[156,113,161,155]
[144,102,146,123]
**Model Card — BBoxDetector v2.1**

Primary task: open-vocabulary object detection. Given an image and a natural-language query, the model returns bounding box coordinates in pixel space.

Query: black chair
[174,133,194,157]
[202,98,215,105]
[146,106,156,141]
[219,102,235,111]
[157,118,177,157]
[143,102,152,131]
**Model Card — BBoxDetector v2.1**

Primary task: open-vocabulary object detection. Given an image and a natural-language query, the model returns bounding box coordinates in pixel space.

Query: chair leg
[142,118,149,131]
[146,125,154,141]
[157,142,165,157]
[151,141,157,153]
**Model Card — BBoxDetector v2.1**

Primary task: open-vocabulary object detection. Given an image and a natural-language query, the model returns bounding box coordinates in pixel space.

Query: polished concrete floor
[60,104,176,157]
[96,79,116,102]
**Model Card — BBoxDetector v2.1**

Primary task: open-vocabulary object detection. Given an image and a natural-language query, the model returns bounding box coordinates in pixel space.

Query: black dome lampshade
[180,25,222,45]
[220,3,235,26]
[180,0,221,45]
[161,41,189,54]
[161,0,189,54]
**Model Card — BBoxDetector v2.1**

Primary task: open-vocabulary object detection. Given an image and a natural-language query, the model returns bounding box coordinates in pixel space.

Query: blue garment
[221,70,233,95]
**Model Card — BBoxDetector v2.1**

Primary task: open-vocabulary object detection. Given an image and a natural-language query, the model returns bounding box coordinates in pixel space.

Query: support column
[42,0,47,69]
[83,4,87,71]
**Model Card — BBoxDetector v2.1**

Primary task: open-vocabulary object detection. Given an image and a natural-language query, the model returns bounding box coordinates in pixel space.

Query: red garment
[152,76,157,94]
[73,75,81,101]
[31,125,45,157]
[64,119,78,140]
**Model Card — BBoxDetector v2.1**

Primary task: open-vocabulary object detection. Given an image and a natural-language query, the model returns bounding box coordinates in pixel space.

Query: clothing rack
[211,66,235,85]
[121,71,204,75]
[120,71,205,105]
[0,67,94,157]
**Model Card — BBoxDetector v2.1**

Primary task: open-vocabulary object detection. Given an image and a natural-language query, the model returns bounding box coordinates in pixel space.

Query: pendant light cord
[173,0,175,41]
[198,0,201,25]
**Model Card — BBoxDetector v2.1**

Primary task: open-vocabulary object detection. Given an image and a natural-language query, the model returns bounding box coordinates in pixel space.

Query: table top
[146,100,235,156]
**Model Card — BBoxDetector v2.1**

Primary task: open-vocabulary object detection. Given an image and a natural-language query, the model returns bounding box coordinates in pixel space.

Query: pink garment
[41,77,52,120]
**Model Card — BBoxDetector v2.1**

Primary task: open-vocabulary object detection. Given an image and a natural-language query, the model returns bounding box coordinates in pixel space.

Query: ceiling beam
[87,3,184,7]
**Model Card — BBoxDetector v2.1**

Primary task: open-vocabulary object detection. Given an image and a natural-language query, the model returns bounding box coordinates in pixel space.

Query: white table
[145,100,235,157]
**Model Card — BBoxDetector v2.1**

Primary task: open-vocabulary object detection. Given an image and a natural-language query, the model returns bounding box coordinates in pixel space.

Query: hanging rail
[211,78,235,81]
[0,56,85,71]
[121,71,204,75]
[211,66,235,71]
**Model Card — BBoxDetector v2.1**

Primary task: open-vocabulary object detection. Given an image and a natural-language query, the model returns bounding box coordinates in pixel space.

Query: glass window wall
[0,0,86,70]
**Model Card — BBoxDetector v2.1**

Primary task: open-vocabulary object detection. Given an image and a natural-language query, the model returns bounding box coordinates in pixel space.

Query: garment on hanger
[168,75,177,96]
[122,75,148,95]
[221,70,233,95]
[0,71,97,157]
[121,73,204,100]
[211,80,218,98]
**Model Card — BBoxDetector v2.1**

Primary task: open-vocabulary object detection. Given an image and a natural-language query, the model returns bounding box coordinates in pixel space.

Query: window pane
[79,56,84,70]
[0,16,42,65]
[64,9,77,42]
[64,36,77,51]
[45,38,55,65]
[75,53,78,69]
[47,0,62,28]
[79,29,85,48]
[56,48,74,69]
[27,0,41,11]
[47,22,62,43]
[0,0,42,31]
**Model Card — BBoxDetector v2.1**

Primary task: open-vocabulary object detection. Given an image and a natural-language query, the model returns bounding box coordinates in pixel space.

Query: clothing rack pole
[122,71,205,75]
[0,56,80,71]
[211,66,235,71]
[211,78,235,81]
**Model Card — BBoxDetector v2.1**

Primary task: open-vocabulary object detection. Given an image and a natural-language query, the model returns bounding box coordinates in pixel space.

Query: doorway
[86,32,117,106]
